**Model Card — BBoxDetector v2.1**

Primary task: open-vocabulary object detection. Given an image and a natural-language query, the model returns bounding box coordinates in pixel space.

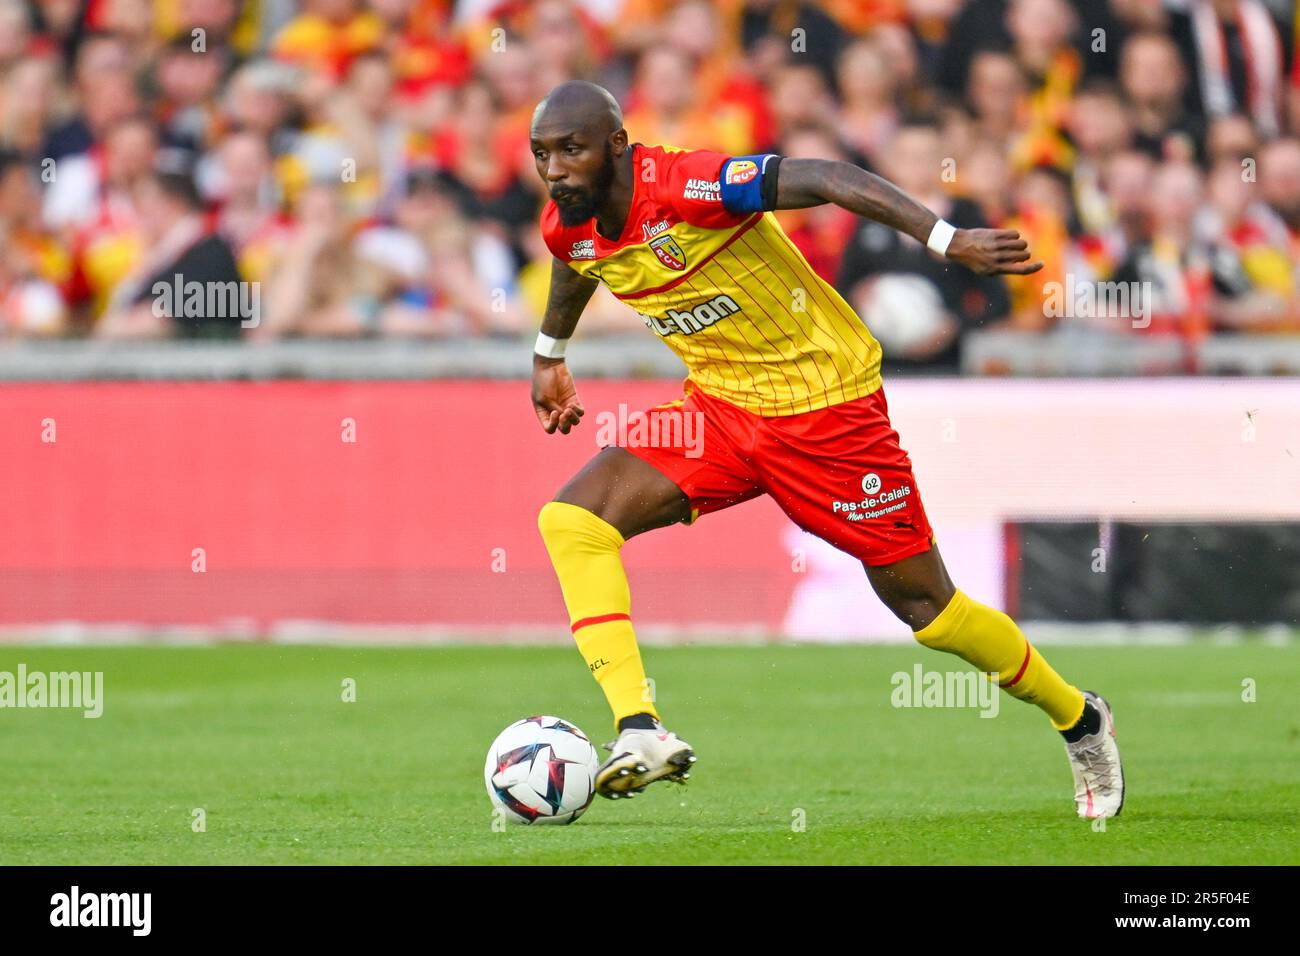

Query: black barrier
[1012,521,1300,624]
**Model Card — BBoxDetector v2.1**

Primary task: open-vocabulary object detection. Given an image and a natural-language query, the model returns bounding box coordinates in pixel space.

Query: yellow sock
[913,590,1084,730]
[537,501,659,729]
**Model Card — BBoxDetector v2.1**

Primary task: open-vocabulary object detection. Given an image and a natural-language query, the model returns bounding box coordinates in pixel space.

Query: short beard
[554,142,617,227]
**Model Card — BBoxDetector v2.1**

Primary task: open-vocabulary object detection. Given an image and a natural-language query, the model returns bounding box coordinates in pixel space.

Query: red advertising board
[0,381,797,633]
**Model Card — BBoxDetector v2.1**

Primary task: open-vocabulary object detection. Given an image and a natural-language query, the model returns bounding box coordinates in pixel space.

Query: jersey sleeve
[665,148,783,228]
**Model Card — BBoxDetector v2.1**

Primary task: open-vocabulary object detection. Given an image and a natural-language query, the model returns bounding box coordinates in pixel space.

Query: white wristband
[926,218,956,256]
[534,332,569,359]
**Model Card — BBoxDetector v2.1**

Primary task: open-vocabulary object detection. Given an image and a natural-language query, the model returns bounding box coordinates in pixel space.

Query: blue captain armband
[718,154,782,214]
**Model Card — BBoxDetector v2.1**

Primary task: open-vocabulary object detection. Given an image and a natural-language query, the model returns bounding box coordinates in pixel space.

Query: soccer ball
[854,273,949,356]
[484,715,601,825]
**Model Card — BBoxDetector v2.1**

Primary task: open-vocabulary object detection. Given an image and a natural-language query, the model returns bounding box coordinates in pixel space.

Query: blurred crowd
[2,0,1300,368]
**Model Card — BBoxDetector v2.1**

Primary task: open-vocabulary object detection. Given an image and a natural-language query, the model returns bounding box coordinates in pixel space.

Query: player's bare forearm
[537,258,599,356]
[775,158,935,242]
[532,258,596,434]
[773,158,1042,277]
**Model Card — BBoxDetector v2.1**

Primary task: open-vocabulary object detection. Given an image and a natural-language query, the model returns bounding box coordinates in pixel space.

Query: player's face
[530,129,617,226]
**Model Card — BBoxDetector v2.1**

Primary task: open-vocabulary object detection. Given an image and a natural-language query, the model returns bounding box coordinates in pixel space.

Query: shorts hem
[620,441,705,525]
[860,533,936,568]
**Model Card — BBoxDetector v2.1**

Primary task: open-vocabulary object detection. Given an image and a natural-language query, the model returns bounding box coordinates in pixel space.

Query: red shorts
[619,385,935,567]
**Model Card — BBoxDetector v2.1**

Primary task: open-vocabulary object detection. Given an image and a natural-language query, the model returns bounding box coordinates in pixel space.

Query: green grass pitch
[1,641,1297,865]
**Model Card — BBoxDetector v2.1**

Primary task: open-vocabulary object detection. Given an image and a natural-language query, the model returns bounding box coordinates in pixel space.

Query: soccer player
[530,82,1124,818]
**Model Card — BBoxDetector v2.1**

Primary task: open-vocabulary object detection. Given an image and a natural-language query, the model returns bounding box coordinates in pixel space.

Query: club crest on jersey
[724,159,758,185]
[649,234,686,271]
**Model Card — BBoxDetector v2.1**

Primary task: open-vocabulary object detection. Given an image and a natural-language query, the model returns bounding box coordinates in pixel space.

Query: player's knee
[537,500,620,556]
[909,589,965,649]
[899,599,944,635]
[873,581,954,634]
[537,500,571,548]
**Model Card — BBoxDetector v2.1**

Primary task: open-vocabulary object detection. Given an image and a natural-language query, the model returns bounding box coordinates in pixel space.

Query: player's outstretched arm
[772,158,1043,277]
[533,258,599,434]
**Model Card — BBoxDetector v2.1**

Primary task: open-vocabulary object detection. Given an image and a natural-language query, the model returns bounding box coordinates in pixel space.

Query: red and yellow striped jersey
[541,143,883,416]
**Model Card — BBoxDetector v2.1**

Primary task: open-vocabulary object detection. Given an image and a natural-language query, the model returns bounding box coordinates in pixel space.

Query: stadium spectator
[207,130,290,283]
[1064,79,1133,235]
[360,166,524,337]
[663,0,772,149]
[153,35,232,155]
[221,59,301,152]
[870,20,926,113]
[270,0,386,79]
[45,111,158,236]
[837,116,1010,370]
[966,51,1029,150]
[524,0,608,92]
[0,149,69,336]
[0,53,60,160]
[1199,155,1294,330]
[326,49,407,213]
[1005,0,1090,172]
[624,46,759,156]
[0,0,32,73]
[1170,0,1287,139]
[1256,136,1300,310]
[96,159,250,338]
[1112,161,1212,338]
[834,37,901,168]
[957,136,1014,226]
[259,179,378,336]
[1205,111,1261,167]
[173,0,251,49]
[739,0,849,90]
[1119,30,1203,162]
[1004,163,1074,330]
[907,0,965,86]
[432,78,537,245]
[40,33,140,163]
[1091,147,1157,276]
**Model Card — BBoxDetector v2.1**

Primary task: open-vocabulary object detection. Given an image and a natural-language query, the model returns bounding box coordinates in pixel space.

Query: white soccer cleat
[596,725,696,798]
[1065,691,1125,819]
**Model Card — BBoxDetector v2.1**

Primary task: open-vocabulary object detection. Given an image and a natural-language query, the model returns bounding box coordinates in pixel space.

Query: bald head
[531,81,623,139]
[530,81,630,227]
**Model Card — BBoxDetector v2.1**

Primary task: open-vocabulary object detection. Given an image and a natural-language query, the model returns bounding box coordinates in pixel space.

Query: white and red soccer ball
[484,715,600,825]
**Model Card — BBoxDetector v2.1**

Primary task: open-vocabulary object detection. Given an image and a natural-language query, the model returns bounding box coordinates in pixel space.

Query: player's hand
[946,228,1043,277]
[532,356,585,434]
